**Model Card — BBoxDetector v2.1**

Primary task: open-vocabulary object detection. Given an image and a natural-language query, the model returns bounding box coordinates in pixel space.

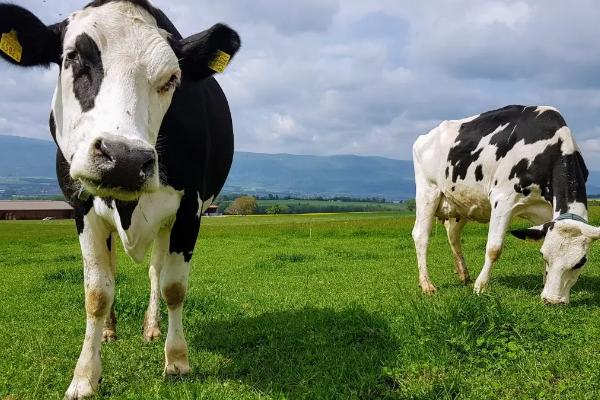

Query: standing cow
[0,1,240,398]
[412,105,599,303]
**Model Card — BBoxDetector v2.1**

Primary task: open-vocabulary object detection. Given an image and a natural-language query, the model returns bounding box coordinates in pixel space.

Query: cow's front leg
[162,253,191,375]
[473,204,513,294]
[143,228,169,342]
[103,233,117,342]
[161,191,201,376]
[66,212,114,400]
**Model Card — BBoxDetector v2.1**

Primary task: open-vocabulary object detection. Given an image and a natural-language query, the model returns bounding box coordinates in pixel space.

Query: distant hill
[1,135,600,200]
[0,135,57,178]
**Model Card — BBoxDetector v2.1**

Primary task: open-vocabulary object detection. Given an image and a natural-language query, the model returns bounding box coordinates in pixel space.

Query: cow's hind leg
[143,228,169,342]
[444,218,470,283]
[412,185,442,294]
[162,191,201,375]
[103,233,117,342]
[66,212,114,400]
[473,203,514,293]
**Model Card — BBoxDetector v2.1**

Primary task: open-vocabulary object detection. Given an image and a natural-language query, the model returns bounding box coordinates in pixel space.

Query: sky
[2,0,600,168]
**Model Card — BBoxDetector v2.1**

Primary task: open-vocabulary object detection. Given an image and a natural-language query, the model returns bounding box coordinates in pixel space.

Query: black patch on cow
[445,166,449,179]
[494,201,498,209]
[115,200,138,231]
[511,221,555,241]
[56,149,94,235]
[447,105,567,183]
[49,112,57,145]
[65,33,104,112]
[494,180,498,186]
[573,256,587,270]
[451,186,455,192]
[169,190,201,262]
[475,165,483,181]
[106,235,112,251]
[103,197,113,209]
[509,140,588,214]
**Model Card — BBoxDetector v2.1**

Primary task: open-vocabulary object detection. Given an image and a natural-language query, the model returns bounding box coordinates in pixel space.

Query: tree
[226,196,258,215]
[404,198,416,213]
[266,204,289,215]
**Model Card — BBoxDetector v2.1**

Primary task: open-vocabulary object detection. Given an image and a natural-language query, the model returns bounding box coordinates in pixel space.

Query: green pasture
[2,210,600,399]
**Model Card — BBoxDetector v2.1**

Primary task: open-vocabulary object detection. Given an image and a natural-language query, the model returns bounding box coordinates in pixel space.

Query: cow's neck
[551,153,588,221]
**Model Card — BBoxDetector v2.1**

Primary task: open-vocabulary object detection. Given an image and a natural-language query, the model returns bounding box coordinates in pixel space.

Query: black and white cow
[0,1,240,398]
[412,105,599,303]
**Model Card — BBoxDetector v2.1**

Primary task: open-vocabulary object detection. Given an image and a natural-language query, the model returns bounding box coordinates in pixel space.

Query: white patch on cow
[53,2,181,198]
[534,105,559,116]
[94,185,183,263]
[201,195,215,213]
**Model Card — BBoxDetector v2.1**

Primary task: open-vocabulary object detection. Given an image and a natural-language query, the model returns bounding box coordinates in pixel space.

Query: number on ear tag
[208,50,231,73]
[0,30,23,63]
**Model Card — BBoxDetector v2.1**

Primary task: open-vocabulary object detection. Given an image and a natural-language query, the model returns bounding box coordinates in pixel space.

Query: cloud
[2,0,600,169]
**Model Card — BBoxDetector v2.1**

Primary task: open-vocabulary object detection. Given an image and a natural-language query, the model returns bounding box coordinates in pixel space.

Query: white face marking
[540,221,597,304]
[52,2,181,199]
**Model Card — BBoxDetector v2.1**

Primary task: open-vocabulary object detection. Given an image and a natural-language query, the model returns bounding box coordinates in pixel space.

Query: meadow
[2,210,600,399]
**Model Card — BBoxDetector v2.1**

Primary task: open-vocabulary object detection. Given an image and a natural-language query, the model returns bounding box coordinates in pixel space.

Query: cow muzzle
[76,136,159,200]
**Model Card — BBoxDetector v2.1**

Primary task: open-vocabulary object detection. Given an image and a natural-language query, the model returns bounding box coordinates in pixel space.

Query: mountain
[226,152,415,199]
[1,135,600,200]
[0,135,57,178]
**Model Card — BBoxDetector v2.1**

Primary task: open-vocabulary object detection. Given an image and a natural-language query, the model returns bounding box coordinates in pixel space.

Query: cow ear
[0,4,63,67]
[511,222,554,241]
[177,23,240,80]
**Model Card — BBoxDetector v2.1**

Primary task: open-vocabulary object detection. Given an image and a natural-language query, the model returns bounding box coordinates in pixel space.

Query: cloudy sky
[2,0,600,168]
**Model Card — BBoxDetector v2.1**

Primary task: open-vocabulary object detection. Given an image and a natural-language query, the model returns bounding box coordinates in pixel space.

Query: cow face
[512,220,600,304]
[0,1,240,201]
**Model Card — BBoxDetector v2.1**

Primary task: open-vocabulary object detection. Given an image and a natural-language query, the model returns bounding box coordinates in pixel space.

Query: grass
[2,209,600,399]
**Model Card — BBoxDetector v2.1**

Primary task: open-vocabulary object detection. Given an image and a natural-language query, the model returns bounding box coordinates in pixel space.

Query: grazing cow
[412,105,600,303]
[0,1,240,398]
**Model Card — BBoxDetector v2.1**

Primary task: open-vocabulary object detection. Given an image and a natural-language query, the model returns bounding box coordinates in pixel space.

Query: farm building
[204,205,222,216]
[0,201,74,220]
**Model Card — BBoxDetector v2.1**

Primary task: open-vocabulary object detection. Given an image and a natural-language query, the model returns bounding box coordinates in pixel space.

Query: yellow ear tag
[208,50,231,73]
[0,30,23,63]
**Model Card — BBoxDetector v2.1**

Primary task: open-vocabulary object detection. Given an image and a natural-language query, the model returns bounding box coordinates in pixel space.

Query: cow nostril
[140,156,155,178]
[93,139,113,162]
[93,139,103,155]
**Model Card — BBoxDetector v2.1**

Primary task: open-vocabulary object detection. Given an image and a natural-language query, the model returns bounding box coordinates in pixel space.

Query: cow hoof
[459,274,471,284]
[164,362,191,376]
[143,326,161,342]
[473,281,488,294]
[64,378,96,400]
[102,329,117,342]
[420,282,437,294]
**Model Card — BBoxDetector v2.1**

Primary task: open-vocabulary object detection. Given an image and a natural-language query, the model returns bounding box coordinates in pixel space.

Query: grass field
[2,210,600,399]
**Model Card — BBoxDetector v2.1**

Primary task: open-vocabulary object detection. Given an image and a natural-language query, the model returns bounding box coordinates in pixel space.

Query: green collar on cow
[555,213,588,224]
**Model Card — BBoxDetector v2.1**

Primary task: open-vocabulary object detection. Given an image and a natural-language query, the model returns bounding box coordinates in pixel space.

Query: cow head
[512,218,600,304]
[0,1,240,201]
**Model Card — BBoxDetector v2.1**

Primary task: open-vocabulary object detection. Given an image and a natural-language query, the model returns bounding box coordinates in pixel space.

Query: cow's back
[414,105,580,222]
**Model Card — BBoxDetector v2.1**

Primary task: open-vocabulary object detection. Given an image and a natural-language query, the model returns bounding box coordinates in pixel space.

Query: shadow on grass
[188,306,398,399]
[497,273,600,306]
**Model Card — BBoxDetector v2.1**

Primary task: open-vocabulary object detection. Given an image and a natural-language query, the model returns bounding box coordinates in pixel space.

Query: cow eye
[158,74,180,94]
[573,256,587,270]
[65,50,79,63]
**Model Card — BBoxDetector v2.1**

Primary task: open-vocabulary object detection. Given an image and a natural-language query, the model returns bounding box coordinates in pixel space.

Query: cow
[412,105,600,304]
[0,1,240,398]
